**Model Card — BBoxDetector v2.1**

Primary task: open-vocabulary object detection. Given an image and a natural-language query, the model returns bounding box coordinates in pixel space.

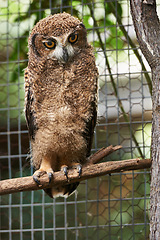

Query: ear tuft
[79,23,86,29]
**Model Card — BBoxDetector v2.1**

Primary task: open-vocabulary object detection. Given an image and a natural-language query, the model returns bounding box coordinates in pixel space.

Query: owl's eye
[43,40,56,49]
[68,33,78,44]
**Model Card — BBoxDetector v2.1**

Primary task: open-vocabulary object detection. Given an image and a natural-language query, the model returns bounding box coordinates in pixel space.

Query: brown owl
[24,12,98,198]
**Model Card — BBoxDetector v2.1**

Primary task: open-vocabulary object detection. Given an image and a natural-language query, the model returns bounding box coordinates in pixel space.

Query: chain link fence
[0,0,151,239]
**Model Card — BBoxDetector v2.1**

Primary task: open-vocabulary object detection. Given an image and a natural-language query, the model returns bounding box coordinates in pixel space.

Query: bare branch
[0,145,121,195]
[88,145,122,164]
[0,157,151,196]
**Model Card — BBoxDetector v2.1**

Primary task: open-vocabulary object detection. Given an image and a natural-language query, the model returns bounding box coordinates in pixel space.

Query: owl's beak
[62,47,69,62]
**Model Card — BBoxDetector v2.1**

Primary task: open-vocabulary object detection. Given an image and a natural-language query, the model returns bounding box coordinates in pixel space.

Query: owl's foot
[72,163,82,178]
[33,168,54,185]
[61,164,82,181]
[61,165,69,181]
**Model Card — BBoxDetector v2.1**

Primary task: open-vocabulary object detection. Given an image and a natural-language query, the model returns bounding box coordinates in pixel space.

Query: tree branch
[88,145,121,164]
[0,144,151,196]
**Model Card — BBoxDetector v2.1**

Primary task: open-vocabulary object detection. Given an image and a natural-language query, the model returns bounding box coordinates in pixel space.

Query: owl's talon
[47,172,53,184]
[33,175,41,185]
[33,169,54,185]
[76,164,82,178]
[61,165,69,181]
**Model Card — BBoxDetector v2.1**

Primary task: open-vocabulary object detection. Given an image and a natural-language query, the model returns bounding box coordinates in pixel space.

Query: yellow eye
[43,40,56,49]
[68,34,78,44]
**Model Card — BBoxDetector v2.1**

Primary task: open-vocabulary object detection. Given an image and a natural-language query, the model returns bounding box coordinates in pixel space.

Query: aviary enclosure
[0,0,153,239]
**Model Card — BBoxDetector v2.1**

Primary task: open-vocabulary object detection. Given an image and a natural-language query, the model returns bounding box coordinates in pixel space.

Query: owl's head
[28,12,88,63]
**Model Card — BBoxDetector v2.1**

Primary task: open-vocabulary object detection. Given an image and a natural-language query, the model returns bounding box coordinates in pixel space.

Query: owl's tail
[44,182,79,198]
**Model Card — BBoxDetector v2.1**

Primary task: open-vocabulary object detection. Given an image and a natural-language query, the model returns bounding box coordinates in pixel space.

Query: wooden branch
[0,145,120,195]
[0,157,151,196]
[88,145,122,164]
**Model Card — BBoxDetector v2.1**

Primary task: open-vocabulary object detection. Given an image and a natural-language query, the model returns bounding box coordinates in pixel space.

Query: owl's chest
[31,56,97,128]
[33,67,90,128]
[37,64,88,106]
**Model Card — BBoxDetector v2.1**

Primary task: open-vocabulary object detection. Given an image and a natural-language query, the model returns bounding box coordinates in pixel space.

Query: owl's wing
[83,98,97,158]
[24,69,38,140]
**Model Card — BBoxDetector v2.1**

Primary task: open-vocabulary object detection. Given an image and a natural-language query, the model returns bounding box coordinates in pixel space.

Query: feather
[24,70,38,140]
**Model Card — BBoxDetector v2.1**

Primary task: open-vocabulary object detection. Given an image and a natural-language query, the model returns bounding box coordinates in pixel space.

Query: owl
[24,12,98,198]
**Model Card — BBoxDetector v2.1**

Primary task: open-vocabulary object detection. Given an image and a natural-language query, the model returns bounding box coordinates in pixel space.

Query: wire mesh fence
[0,0,151,239]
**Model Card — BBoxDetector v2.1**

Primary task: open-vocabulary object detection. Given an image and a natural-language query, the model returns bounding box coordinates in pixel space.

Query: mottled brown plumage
[24,12,98,198]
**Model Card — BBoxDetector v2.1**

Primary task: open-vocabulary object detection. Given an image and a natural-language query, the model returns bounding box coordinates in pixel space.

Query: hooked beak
[62,47,69,62]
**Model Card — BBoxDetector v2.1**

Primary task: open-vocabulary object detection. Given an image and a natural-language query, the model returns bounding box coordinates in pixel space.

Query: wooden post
[130,0,160,238]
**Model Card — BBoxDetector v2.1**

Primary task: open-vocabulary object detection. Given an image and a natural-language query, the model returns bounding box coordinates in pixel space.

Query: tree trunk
[130,0,160,238]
